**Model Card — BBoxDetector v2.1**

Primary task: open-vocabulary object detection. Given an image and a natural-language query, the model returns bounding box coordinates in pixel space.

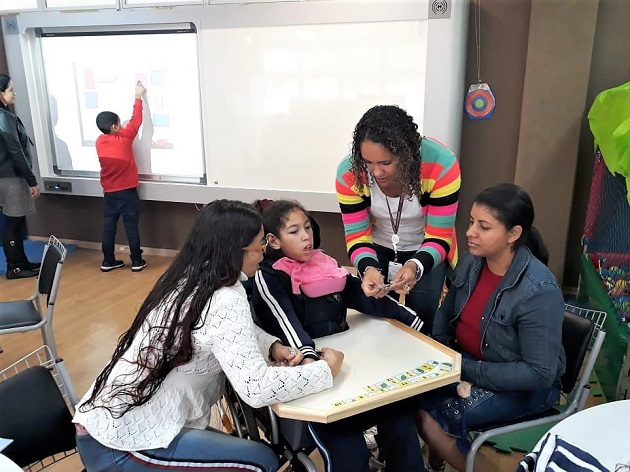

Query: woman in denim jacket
[416,183,566,472]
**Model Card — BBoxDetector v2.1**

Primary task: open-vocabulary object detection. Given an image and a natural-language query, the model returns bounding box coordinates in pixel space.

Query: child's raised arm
[135,80,146,98]
[119,81,146,139]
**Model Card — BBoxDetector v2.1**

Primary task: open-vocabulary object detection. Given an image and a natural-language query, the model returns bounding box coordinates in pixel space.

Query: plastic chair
[0,345,82,471]
[0,235,77,403]
[465,305,607,472]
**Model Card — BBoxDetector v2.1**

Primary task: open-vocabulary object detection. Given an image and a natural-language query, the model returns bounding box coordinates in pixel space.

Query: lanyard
[385,195,404,260]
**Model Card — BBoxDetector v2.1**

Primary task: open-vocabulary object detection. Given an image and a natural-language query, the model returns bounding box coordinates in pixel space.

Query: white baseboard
[29,236,180,258]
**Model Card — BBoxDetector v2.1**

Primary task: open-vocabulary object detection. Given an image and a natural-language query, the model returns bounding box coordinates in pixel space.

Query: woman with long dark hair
[73,199,343,472]
[0,73,41,279]
[415,183,564,472]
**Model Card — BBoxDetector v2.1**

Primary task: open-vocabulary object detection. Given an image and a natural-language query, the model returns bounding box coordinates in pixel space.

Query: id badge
[387,261,403,283]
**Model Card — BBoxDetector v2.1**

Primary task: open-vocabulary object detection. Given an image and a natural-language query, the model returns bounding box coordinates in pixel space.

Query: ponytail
[522,226,549,266]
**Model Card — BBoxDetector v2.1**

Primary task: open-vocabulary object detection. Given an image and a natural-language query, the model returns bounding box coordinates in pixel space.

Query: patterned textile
[516,433,610,472]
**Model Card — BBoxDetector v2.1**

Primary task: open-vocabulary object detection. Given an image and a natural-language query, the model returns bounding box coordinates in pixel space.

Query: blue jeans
[374,244,447,335]
[308,401,425,472]
[411,380,561,454]
[102,188,142,263]
[76,427,279,472]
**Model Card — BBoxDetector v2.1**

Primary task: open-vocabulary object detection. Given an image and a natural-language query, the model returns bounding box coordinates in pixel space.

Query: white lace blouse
[73,279,333,451]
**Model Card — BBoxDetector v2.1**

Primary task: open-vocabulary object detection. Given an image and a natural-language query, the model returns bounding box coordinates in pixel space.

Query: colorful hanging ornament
[464,0,496,120]
[465,83,495,120]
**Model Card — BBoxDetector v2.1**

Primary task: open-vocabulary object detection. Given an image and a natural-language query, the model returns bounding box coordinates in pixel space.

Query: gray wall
[3,1,630,288]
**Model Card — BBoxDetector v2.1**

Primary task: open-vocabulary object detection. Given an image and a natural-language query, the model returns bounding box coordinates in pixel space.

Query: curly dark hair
[350,105,423,198]
[80,200,262,418]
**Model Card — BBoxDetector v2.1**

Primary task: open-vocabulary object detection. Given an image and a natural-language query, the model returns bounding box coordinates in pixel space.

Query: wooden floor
[0,247,541,472]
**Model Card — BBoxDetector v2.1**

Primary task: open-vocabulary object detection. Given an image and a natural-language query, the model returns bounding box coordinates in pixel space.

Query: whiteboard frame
[35,22,206,183]
[3,0,469,212]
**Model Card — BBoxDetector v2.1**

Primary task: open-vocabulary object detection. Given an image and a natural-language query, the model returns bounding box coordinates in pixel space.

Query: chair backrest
[560,311,595,394]
[0,365,76,467]
[37,235,67,307]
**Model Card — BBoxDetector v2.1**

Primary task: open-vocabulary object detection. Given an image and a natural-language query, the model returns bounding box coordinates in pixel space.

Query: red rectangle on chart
[84,69,95,89]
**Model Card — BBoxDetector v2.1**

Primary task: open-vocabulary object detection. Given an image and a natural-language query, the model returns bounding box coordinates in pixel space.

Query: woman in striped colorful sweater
[336,105,461,333]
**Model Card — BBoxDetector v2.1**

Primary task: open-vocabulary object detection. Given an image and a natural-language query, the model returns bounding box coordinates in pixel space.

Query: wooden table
[272,313,461,423]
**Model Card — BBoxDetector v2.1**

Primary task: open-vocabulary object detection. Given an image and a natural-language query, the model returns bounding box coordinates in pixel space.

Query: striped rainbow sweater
[336,137,460,275]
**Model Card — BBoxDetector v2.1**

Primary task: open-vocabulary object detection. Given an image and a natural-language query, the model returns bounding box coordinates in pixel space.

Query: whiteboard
[203,21,427,193]
[4,1,469,211]
[40,26,204,181]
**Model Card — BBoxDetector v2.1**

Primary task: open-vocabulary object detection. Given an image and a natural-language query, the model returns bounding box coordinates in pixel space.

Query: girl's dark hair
[474,183,549,265]
[0,73,11,110]
[350,105,423,198]
[80,199,262,417]
[252,199,320,259]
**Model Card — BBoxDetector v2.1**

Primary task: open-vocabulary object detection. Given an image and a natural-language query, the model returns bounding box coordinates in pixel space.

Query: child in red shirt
[95,81,147,272]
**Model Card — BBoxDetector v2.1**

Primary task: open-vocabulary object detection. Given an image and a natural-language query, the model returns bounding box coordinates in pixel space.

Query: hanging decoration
[464,0,495,120]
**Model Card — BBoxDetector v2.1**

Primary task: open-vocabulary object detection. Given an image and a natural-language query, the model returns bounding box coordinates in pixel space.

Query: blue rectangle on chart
[153,114,170,127]
[84,91,99,109]
[151,70,164,87]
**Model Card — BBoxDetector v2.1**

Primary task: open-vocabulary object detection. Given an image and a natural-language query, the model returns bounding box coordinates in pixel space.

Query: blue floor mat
[0,239,77,275]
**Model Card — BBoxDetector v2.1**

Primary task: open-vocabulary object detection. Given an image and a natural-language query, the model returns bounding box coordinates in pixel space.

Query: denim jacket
[433,246,566,391]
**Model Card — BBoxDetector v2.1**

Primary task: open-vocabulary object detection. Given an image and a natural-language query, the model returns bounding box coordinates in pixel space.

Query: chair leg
[466,436,484,472]
[42,324,60,359]
[293,451,318,472]
[56,359,79,406]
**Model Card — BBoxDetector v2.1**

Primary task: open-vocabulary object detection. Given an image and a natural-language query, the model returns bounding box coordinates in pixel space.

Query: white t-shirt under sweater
[369,181,426,252]
[73,278,333,451]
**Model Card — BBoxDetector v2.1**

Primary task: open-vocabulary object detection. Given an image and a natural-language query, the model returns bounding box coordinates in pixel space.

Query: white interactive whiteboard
[39,24,204,181]
[3,0,469,211]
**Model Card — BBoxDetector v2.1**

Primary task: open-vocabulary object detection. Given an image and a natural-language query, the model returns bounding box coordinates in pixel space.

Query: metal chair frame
[465,303,607,472]
[219,381,319,472]
[0,235,77,404]
[0,345,80,472]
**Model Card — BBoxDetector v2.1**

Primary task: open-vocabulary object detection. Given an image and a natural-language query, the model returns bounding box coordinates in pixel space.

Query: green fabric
[579,254,629,401]
[588,81,630,203]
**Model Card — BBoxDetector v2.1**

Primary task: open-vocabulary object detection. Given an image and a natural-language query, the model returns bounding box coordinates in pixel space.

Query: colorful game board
[272,313,461,423]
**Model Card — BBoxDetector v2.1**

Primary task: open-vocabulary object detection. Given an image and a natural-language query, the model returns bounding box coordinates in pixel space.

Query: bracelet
[362,266,383,277]
[404,260,423,281]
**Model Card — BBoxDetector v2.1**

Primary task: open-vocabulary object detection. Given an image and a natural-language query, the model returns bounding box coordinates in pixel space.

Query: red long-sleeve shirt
[96,98,142,193]
[455,262,503,360]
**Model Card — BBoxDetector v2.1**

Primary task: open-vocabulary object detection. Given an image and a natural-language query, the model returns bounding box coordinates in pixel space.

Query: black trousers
[101,188,142,263]
[2,214,29,268]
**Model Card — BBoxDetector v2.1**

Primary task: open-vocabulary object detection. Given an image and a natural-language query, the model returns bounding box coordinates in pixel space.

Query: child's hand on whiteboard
[319,347,344,378]
[135,81,147,98]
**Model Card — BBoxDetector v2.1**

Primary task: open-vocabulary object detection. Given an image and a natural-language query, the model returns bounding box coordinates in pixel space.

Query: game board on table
[272,312,461,423]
